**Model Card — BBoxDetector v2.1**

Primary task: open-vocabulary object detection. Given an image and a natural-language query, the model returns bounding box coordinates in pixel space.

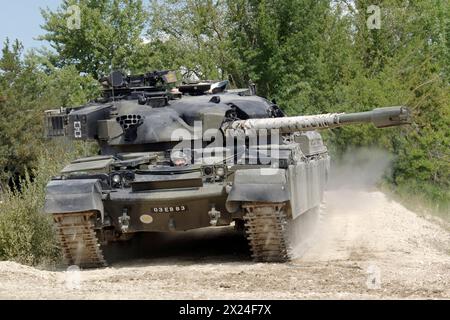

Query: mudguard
[227,168,289,207]
[44,179,104,219]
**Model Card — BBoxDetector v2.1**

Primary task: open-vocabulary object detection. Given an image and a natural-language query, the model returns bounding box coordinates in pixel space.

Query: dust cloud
[327,147,394,191]
[288,148,395,259]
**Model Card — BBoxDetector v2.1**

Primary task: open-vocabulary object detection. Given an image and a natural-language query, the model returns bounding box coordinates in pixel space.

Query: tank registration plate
[152,206,188,214]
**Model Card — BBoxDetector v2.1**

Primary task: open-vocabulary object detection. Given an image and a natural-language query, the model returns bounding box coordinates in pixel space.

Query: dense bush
[0,141,96,265]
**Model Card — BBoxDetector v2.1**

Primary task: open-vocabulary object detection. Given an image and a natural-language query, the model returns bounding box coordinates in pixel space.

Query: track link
[53,211,107,268]
[243,203,290,262]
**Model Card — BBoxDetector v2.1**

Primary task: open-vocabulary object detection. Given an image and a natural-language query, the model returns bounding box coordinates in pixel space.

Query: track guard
[44,179,105,220]
[226,169,289,211]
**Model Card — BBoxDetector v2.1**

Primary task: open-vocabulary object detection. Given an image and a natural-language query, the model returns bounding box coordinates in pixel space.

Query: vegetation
[0,39,99,183]
[39,0,148,77]
[0,141,93,265]
[0,0,448,264]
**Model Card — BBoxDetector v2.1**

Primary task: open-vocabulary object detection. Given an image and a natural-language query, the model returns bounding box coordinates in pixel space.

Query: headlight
[111,174,122,186]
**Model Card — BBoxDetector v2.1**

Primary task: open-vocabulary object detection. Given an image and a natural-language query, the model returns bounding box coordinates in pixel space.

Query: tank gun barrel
[228,106,411,134]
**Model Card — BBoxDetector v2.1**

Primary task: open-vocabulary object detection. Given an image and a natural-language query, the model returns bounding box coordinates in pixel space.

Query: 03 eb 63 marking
[152,206,188,213]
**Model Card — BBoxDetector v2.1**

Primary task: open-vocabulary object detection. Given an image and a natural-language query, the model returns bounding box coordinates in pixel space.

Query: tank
[43,71,411,267]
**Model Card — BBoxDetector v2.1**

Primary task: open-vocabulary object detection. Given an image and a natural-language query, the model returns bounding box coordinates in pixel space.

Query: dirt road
[0,190,448,300]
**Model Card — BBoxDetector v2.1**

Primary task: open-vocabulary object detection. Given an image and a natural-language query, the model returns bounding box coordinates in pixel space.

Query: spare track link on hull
[53,211,107,268]
[243,203,290,262]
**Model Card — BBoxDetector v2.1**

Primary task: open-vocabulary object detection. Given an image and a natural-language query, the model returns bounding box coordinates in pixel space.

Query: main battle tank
[44,71,410,267]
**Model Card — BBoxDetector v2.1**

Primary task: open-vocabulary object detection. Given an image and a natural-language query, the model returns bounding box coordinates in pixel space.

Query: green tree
[148,0,235,81]
[39,0,148,77]
[226,0,354,113]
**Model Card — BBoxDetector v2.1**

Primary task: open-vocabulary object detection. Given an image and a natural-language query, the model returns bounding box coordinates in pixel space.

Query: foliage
[0,36,99,264]
[0,141,90,265]
[327,1,450,209]
[147,0,237,81]
[39,0,148,78]
[0,39,99,183]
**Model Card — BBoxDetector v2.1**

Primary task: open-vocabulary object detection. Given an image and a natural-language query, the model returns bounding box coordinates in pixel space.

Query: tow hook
[119,209,131,232]
[208,205,221,226]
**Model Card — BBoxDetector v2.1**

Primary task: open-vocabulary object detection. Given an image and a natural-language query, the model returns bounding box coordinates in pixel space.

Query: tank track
[53,211,107,268]
[243,203,290,262]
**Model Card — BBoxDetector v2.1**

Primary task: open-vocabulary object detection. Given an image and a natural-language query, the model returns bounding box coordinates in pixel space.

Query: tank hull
[46,144,330,267]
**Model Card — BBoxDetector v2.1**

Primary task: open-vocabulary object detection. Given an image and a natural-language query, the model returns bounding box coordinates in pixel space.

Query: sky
[0,0,61,50]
